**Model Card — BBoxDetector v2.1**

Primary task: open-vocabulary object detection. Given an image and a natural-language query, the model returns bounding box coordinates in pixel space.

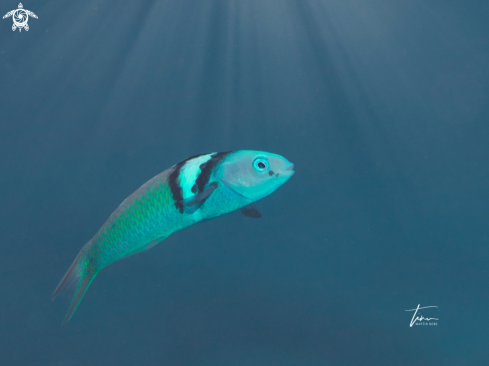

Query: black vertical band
[168,153,207,213]
[169,151,232,213]
[195,151,232,193]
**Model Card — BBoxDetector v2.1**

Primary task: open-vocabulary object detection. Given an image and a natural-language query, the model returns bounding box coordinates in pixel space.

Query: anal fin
[142,237,165,251]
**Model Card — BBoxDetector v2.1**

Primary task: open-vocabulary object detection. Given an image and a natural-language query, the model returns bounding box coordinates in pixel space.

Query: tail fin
[52,250,96,324]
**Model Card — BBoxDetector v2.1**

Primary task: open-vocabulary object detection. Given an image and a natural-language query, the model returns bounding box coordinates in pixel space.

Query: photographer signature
[405,304,439,327]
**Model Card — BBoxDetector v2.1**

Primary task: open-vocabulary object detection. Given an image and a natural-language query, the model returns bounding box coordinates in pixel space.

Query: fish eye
[253,158,268,172]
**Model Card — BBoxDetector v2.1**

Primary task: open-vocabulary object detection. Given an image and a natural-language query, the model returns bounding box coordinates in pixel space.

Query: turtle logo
[3,3,37,32]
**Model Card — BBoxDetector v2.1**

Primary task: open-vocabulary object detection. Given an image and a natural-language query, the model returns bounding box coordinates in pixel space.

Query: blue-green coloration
[52,150,294,324]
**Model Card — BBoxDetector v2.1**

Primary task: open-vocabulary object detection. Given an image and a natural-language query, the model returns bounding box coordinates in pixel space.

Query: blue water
[1,0,488,365]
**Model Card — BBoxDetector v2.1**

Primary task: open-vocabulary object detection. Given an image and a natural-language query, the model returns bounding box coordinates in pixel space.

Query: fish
[52,150,294,323]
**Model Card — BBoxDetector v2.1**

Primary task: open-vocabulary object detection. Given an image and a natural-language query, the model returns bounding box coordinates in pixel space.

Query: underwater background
[1,0,488,365]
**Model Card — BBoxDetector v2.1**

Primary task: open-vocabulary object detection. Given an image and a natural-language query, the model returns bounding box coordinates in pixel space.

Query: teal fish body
[52,150,294,323]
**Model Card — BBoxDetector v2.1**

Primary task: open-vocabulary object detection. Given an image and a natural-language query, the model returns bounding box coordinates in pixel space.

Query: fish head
[216,150,294,201]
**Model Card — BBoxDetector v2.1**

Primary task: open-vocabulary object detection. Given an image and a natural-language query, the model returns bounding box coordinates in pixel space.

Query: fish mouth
[277,163,295,178]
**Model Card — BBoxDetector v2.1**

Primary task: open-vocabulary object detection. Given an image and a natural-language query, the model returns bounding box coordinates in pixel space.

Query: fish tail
[52,248,97,324]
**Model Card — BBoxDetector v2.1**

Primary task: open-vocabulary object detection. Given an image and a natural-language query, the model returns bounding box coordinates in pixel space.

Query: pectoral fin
[241,206,262,218]
[180,182,217,214]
